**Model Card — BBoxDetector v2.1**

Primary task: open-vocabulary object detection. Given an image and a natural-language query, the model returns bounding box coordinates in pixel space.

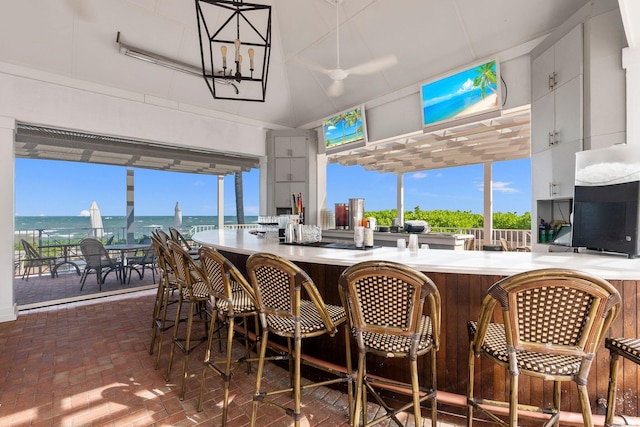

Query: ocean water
[15,215,258,241]
[423,87,487,124]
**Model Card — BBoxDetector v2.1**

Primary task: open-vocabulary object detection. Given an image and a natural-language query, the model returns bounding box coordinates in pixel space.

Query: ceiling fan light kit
[195,0,272,102]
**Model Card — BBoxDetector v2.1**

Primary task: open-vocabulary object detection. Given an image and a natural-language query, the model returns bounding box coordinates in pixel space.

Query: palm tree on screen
[473,61,498,105]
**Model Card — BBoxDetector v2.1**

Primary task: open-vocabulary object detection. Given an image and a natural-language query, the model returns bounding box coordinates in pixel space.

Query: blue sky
[15,157,531,217]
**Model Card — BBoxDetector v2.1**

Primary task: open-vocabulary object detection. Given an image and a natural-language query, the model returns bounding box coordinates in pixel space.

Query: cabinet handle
[548,131,559,146]
[548,72,557,90]
[287,148,293,157]
[549,183,558,196]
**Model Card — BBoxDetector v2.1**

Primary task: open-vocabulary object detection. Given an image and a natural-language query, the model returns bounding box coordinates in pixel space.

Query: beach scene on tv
[324,107,365,150]
[421,60,498,128]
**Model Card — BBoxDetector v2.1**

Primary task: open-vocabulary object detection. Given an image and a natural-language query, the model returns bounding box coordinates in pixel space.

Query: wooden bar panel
[220,250,639,418]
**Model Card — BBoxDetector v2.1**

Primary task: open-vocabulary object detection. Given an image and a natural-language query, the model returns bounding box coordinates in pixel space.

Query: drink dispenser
[335,203,348,229]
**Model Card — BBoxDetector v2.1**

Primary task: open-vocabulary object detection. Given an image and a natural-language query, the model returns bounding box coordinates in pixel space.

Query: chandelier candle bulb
[234,39,240,63]
[248,48,255,72]
[221,45,227,68]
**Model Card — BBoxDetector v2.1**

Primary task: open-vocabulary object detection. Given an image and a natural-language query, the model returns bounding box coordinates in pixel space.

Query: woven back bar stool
[196,246,260,426]
[165,240,211,400]
[467,268,621,427]
[246,252,353,427]
[605,337,640,427]
[149,232,179,369]
[338,260,441,427]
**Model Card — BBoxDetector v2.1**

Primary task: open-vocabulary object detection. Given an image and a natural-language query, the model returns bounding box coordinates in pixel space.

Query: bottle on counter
[363,218,374,248]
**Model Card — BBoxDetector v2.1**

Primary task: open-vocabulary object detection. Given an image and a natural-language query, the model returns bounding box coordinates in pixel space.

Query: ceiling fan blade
[291,56,331,75]
[346,54,398,75]
[327,79,344,97]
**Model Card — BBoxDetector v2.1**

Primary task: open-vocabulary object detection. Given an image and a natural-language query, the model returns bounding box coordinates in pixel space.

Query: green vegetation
[365,206,531,230]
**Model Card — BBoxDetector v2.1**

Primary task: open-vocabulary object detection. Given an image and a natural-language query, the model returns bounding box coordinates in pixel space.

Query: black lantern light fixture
[195,0,272,102]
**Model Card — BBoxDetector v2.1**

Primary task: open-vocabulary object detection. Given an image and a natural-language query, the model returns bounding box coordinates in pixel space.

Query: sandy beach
[453,93,498,118]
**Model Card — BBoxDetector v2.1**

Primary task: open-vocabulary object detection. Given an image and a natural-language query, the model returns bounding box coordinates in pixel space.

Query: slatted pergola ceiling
[14,124,260,175]
[328,107,530,174]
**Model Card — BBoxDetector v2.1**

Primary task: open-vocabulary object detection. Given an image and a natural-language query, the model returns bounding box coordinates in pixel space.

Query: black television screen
[572,181,640,257]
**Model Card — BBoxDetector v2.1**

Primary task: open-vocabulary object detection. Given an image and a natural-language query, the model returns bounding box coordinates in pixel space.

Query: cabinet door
[554,75,583,146]
[274,182,293,208]
[554,24,582,88]
[551,138,581,199]
[289,136,307,157]
[274,158,292,182]
[289,157,306,182]
[531,92,555,154]
[274,137,292,157]
[531,46,555,102]
[532,150,553,200]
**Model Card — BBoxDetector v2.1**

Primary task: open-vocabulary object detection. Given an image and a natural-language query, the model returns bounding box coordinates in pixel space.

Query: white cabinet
[531,24,583,202]
[266,131,318,223]
[532,139,581,200]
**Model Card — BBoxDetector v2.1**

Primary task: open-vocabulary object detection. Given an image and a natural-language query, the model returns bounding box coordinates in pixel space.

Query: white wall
[0,70,268,322]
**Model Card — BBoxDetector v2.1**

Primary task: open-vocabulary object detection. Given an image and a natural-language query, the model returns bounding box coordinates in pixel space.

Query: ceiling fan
[301,0,398,97]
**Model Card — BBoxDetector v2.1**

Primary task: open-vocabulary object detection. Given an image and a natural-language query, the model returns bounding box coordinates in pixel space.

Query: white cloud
[493,181,519,193]
[412,172,427,179]
[458,78,475,94]
[79,210,90,216]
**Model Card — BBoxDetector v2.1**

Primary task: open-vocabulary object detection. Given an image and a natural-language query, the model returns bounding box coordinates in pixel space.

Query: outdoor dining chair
[338,260,441,427]
[79,238,122,291]
[246,252,352,427]
[126,245,156,284]
[467,268,621,427]
[20,239,57,281]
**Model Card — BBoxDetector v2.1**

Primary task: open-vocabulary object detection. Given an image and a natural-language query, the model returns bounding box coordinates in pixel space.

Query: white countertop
[193,229,640,280]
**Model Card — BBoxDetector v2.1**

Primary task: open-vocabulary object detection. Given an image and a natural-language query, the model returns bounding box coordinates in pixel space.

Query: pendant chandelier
[195,0,272,102]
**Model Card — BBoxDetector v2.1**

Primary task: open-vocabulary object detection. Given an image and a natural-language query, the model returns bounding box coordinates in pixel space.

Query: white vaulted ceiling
[0,0,592,130]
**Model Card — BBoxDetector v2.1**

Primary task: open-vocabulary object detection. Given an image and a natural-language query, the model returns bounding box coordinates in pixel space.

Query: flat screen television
[420,59,502,132]
[323,105,367,154]
[572,181,640,258]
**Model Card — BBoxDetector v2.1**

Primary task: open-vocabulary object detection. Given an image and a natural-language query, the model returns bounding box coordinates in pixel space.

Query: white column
[126,169,134,244]
[0,116,17,322]
[396,173,404,226]
[623,46,640,145]
[259,156,267,216]
[483,163,493,245]
[217,175,224,229]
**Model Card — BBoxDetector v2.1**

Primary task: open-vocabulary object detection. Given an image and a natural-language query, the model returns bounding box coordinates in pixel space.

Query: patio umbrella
[173,202,182,229]
[89,200,104,238]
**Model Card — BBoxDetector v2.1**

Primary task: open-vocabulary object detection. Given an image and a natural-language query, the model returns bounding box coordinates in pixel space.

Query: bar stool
[149,232,179,369]
[196,246,260,425]
[338,260,441,427]
[605,337,640,427]
[165,240,210,399]
[467,268,621,427]
[246,252,353,427]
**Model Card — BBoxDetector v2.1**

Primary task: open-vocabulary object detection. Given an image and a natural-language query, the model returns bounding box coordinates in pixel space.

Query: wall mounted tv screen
[323,105,367,154]
[420,59,501,131]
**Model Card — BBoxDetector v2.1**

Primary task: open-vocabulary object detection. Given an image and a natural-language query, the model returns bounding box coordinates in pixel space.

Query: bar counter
[193,229,640,422]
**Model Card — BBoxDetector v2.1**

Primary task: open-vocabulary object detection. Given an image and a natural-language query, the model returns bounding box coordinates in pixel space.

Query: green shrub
[365,206,531,229]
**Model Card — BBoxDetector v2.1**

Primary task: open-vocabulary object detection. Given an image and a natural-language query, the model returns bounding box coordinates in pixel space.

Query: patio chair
[126,245,156,284]
[79,238,122,291]
[20,239,57,281]
[338,260,441,427]
[467,268,621,427]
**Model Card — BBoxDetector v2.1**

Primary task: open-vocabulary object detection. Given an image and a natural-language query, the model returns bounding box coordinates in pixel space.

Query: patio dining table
[104,243,151,283]
[39,242,82,277]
